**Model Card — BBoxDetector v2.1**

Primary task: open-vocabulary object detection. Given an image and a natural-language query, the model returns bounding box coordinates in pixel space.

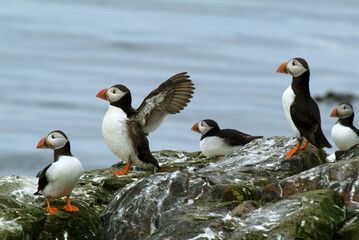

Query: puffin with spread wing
[96,72,195,175]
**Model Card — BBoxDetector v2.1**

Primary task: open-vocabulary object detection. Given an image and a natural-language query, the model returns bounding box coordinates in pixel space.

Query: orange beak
[191,122,200,133]
[330,107,341,117]
[277,62,289,74]
[37,136,50,149]
[96,88,109,100]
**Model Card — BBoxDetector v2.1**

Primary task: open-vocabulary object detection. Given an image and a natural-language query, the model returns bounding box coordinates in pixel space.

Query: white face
[338,104,354,118]
[47,132,68,149]
[198,121,214,134]
[286,58,308,77]
[107,87,127,103]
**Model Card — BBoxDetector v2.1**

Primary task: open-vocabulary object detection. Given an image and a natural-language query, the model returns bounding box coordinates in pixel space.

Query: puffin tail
[314,129,332,149]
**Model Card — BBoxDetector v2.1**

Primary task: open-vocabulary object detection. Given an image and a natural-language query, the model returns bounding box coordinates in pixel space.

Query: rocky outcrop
[3,136,359,239]
[0,168,149,239]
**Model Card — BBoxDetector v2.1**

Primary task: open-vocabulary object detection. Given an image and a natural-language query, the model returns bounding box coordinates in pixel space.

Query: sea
[1,0,359,176]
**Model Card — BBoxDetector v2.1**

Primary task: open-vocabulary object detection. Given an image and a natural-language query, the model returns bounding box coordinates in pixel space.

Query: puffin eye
[51,135,55,139]
[292,61,296,66]
[112,89,116,94]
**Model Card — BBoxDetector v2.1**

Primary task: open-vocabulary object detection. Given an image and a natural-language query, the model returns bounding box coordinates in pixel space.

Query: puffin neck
[201,126,220,139]
[291,71,311,96]
[338,113,354,127]
[110,92,136,116]
[53,141,73,162]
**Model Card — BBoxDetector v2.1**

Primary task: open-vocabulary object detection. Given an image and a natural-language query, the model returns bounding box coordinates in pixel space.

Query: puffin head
[331,103,354,118]
[96,84,131,103]
[191,119,219,135]
[37,130,69,150]
[277,58,309,77]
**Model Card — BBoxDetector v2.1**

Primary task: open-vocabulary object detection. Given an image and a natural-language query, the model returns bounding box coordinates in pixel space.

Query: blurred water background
[1,0,359,176]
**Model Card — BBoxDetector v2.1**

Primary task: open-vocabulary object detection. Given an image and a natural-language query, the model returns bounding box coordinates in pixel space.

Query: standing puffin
[191,119,262,158]
[35,130,84,214]
[96,72,195,175]
[330,103,359,150]
[277,57,331,159]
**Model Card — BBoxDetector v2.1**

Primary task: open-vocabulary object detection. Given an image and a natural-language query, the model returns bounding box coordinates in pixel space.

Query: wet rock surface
[3,136,359,239]
[0,168,148,239]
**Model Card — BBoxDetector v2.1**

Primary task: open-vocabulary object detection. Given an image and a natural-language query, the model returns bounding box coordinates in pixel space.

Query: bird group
[35,58,359,214]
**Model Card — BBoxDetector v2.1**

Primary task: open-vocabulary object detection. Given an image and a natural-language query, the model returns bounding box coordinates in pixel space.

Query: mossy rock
[0,168,150,239]
[222,184,259,202]
[232,189,345,240]
[334,216,359,240]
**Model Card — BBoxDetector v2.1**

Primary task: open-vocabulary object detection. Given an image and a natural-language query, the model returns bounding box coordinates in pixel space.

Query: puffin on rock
[277,57,331,159]
[330,103,359,150]
[191,119,262,158]
[35,130,84,214]
[96,72,195,175]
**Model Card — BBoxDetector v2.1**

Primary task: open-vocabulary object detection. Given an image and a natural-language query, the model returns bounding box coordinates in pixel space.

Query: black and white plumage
[191,119,262,158]
[277,57,331,159]
[35,130,84,214]
[96,72,195,175]
[331,103,359,150]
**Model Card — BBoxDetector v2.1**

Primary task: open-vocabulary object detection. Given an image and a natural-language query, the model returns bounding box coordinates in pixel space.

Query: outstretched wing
[133,72,195,134]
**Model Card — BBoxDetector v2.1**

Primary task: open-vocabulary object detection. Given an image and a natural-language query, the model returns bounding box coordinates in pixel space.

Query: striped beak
[277,62,289,74]
[191,122,200,133]
[37,136,50,149]
[96,88,109,100]
[330,107,341,117]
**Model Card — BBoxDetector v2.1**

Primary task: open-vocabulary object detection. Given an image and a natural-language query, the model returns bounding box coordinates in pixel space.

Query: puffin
[191,119,263,158]
[35,130,84,214]
[96,72,195,175]
[330,103,359,150]
[277,57,331,159]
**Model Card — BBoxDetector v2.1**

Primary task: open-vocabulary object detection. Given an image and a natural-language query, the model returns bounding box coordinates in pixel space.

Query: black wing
[290,97,331,148]
[217,129,262,146]
[132,72,195,134]
[127,120,160,168]
[34,163,51,195]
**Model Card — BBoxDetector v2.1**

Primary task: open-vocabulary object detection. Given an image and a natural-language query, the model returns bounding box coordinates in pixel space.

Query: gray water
[1,0,359,176]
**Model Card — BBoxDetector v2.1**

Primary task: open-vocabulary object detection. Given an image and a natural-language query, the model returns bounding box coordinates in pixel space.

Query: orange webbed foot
[219,155,225,158]
[300,141,308,150]
[63,204,79,212]
[110,163,131,175]
[284,141,302,159]
[63,196,79,212]
[47,206,59,214]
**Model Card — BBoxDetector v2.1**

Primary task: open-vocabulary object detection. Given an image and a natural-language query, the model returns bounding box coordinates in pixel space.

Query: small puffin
[96,72,195,175]
[191,119,263,158]
[277,57,331,159]
[330,103,359,150]
[35,130,84,214]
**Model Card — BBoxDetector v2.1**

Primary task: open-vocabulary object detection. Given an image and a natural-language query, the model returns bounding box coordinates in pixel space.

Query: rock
[335,216,359,240]
[262,159,359,203]
[0,168,150,239]
[100,171,261,240]
[231,189,345,239]
[314,91,358,104]
[200,136,327,178]
[1,136,342,239]
[335,144,359,160]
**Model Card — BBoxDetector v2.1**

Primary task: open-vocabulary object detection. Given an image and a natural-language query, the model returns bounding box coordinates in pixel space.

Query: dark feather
[34,163,51,195]
[133,72,195,133]
[126,120,160,168]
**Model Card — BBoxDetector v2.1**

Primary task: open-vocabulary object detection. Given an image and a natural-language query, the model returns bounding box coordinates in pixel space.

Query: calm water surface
[1,0,359,176]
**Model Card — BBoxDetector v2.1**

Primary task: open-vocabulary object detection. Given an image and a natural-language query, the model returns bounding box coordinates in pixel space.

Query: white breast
[43,156,84,199]
[102,106,138,164]
[331,123,359,150]
[282,85,300,138]
[200,136,242,158]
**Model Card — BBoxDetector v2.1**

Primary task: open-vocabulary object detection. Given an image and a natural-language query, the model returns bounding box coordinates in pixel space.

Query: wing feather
[133,72,195,134]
